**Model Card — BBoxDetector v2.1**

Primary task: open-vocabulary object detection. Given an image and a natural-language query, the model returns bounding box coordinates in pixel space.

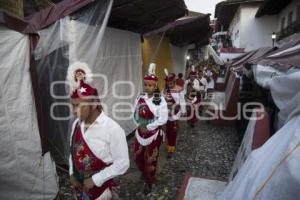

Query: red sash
[72,122,116,200]
[136,98,155,119]
[164,89,180,117]
[135,98,160,139]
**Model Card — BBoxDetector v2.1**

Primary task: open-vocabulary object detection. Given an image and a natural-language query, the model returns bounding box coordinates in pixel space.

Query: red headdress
[164,68,176,82]
[144,63,158,83]
[66,62,99,99]
[189,65,197,77]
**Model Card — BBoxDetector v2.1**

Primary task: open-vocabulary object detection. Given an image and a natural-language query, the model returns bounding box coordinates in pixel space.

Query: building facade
[230,3,277,51]
[276,0,300,44]
[256,0,300,45]
[215,0,278,52]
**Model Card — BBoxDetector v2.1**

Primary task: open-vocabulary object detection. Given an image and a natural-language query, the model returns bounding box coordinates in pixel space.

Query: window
[288,11,293,26]
[297,5,300,21]
[281,17,286,30]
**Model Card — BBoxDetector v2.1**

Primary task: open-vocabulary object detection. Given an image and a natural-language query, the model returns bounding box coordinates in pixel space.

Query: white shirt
[199,77,208,91]
[206,70,215,89]
[164,90,186,121]
[69,112,130,188]
[133,93,168,131]
[184,79,201,93]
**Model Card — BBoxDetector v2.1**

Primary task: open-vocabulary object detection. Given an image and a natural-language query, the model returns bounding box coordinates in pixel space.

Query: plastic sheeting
[220,66,300,200]
[170,44,188,77]
[35,0,143,164]
[0,25,58,199]
[228,112,256,182]
[87,27,142,132]
[253,65,300,128]
[219,115,300,200]
[0,0,96,34]
[253,64,284,88]
[34,1,113,163]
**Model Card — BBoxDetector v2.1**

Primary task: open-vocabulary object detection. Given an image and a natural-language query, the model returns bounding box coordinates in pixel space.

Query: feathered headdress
[66,61,93,91]
[66,61,99,99]
[144,63,158,83]
[164,68,175,82]
[189,65,197,77]
[164,68,169,77]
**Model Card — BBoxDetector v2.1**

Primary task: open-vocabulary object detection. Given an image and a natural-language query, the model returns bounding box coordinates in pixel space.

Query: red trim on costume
[134,97,163,184]
[189,71,197,77]
[164,73,176,82]
[164,89,180,117]
[71,80,99,99]
[72,123,116,200]
[144,74,158,83]
[135,98,160,138]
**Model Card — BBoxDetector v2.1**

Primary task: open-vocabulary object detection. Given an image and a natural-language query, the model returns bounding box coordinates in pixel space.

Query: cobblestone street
[57,120,240,200]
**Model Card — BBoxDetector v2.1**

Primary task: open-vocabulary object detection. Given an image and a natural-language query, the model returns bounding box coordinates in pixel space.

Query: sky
[184,0,224,18]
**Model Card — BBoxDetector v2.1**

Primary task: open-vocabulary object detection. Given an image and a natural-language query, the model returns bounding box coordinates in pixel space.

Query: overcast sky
[184,0,224,18]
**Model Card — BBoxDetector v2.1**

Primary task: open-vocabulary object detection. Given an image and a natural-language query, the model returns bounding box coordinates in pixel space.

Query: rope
[150,30,167,62]
[56,163,69,173]
[254,143,300,199]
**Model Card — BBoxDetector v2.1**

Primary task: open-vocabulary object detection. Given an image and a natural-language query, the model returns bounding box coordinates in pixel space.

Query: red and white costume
[67,62,129,200]
[184,67,201,126]
[163,70,186,153]
[69,114,129,200]
[133,63,168,185]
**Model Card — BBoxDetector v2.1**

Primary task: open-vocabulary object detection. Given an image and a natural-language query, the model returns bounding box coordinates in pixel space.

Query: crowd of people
[66,61,220,199]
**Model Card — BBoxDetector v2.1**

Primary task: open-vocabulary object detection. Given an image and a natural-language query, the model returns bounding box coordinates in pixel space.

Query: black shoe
[167,152,173,159]
[143,183,152,195]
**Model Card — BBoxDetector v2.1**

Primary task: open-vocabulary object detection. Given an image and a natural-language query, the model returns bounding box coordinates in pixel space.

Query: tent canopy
[258,37,300,71]
[232,47,275,71]
[108,0,187,33]
[144,14,211,47]
[0,0,187,34]
[222,37,300,200]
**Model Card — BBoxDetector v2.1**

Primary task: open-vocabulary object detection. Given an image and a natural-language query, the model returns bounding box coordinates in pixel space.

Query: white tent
[34,0,142,164]
[219,44,300,200]
[0,25,58,200]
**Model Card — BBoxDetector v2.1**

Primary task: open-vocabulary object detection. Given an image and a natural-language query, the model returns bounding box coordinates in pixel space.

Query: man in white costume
[67,62,130,200]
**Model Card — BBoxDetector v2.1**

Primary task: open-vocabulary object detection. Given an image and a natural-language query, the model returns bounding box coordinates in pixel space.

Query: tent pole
[29,34,49,155]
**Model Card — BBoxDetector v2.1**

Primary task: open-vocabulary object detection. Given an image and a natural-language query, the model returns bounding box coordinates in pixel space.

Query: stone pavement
[56,120,240,200]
